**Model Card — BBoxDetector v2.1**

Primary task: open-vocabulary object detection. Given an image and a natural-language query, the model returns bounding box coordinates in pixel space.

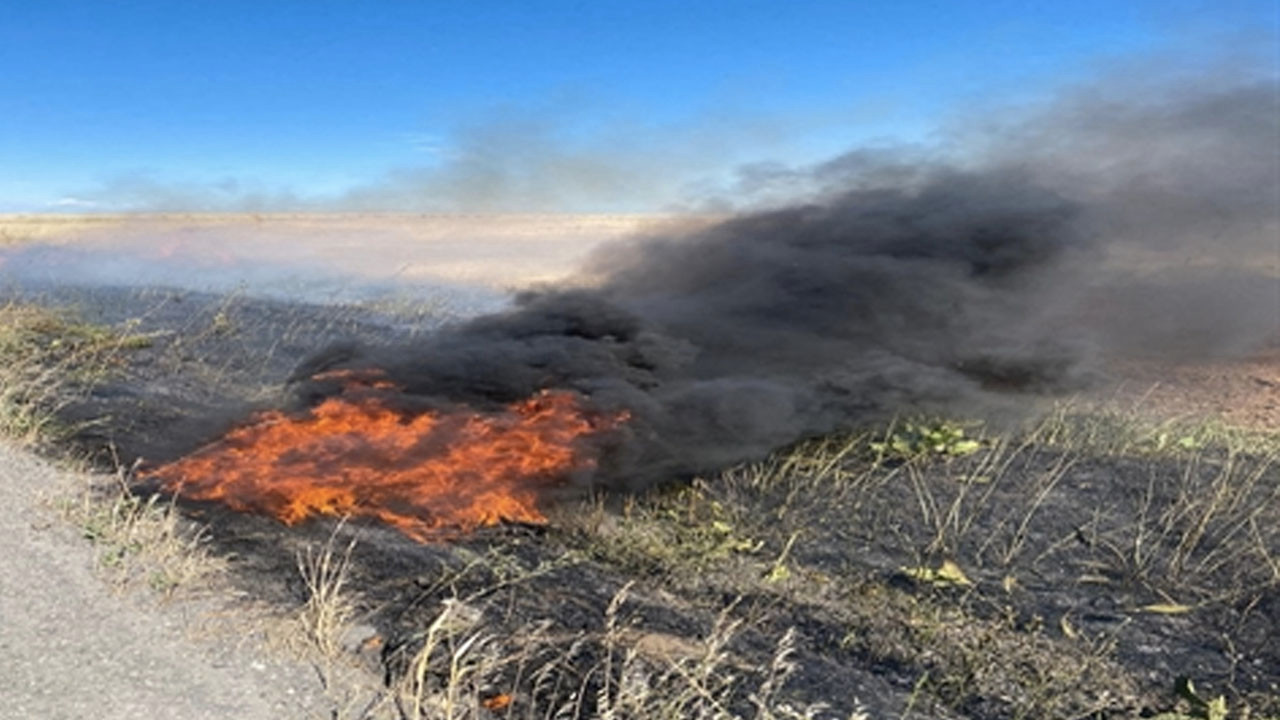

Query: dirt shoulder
[0,441,329,720]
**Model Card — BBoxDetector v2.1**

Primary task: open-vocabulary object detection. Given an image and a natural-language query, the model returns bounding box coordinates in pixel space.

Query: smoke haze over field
[292,70,1279,485]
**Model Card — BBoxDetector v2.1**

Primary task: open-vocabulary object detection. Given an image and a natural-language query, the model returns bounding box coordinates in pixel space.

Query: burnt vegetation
[1,277,1275,719]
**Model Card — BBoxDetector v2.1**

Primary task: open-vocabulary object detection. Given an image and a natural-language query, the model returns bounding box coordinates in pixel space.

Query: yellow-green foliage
[870,420,983,460]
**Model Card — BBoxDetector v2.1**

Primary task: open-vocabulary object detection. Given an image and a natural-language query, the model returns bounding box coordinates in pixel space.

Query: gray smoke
[998,78,1280,358]
[295,74,1279,486]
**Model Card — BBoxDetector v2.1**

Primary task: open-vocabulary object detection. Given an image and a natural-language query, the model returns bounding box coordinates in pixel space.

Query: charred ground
[7,282,1277,719]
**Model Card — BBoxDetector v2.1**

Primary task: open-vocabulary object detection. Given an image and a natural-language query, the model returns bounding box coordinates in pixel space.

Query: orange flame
[144,379,625,541]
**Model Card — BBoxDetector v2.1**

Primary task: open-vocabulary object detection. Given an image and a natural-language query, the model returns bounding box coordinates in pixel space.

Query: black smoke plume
[294,74,1279,487]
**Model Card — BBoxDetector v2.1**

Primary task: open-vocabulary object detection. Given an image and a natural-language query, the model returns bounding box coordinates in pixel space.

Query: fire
[144,378,625,541]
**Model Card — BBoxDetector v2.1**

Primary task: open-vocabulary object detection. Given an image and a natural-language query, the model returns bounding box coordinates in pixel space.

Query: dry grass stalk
[297,523,360,658]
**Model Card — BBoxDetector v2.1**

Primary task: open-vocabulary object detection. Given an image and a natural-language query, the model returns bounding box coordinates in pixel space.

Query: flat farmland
[0,213,716,291]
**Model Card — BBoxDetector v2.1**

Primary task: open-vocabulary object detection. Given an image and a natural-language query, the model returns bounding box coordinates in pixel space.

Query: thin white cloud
[400,132,447,156]
[48,197,101,209]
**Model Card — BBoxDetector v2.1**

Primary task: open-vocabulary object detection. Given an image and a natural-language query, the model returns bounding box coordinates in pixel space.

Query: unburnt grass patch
[0,300,150,444]
[55,460,225,595]
[0,299,231,598]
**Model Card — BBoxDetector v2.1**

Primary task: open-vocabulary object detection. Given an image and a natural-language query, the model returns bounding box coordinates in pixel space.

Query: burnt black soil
[17,284,1280,719]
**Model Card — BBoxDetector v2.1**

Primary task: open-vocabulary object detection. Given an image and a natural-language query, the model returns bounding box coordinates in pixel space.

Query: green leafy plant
[900,559,974,588]
[871,421,983,460]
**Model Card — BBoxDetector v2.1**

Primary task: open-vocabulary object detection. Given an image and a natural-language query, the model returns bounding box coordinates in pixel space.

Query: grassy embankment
[0,301,220,593]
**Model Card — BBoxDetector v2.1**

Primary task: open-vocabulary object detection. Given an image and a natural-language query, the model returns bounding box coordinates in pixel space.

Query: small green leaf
[1205,696,1227,720]
[936,560,973,586]
[901,560,973,587]
[764,563,791,583]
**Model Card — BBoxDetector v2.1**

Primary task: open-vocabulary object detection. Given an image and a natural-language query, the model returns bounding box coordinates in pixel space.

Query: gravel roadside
[0,441,329,720]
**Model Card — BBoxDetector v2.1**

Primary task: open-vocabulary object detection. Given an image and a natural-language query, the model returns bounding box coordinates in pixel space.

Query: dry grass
[0,302,222,592]
[0,301,223,592]
[57,462,224,595]
[264,530,853,720]
[1030,399,1280,457]
[297,523,361,658]
[1027,406,1280,601]
[0,301,146,443]
[376,584,859,720]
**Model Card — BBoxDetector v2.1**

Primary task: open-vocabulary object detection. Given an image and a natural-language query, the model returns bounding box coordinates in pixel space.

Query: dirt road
[0,442,326,720]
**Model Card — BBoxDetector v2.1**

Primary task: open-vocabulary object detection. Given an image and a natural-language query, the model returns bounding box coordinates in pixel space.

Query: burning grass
[143,380,628,540]
[4,286,1277,719]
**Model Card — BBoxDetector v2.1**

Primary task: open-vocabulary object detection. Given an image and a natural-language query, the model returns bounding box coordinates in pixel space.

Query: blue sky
[0,0,1274,212]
